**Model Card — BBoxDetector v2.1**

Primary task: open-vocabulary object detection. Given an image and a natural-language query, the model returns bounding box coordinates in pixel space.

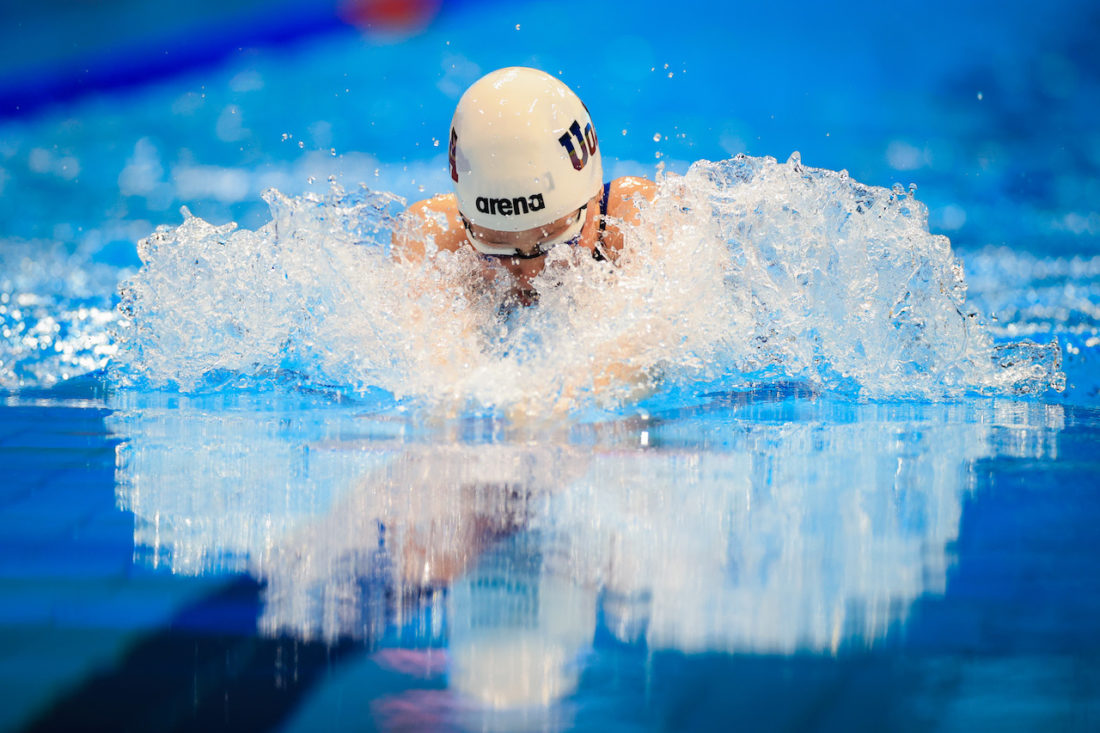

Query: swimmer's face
[462,194,599,300]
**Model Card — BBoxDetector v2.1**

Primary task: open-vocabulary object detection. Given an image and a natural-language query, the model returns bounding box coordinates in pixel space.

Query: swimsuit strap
[592,181,612,262]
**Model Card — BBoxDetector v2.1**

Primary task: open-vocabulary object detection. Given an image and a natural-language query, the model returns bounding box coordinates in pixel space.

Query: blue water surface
[1,0,1099,730]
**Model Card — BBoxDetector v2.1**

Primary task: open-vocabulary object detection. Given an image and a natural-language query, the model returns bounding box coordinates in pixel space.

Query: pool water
[4,385,1098,730]
[2,0,1100,730]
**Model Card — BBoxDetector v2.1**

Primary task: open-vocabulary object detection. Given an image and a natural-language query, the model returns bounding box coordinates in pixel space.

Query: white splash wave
[105,154,1065,410]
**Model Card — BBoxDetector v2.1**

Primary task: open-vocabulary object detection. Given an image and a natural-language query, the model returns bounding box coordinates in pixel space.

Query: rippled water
[90,382,1092,730]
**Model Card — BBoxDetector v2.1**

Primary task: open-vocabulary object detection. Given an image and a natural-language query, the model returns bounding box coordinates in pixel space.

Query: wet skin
[394,176,657,303]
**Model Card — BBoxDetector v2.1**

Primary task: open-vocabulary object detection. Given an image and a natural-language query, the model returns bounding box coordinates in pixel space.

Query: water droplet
[515,24,520,30]
[298,141,305,149]
[977,91,984,100]
[653,133,662,142]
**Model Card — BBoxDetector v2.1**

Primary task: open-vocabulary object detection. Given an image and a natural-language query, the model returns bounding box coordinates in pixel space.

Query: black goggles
[463,205,587,259]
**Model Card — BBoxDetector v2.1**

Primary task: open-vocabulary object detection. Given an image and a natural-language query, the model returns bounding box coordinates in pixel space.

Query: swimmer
[394,66,656,305]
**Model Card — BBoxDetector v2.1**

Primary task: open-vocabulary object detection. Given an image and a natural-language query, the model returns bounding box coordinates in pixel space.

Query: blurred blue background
[1,0,1097,255]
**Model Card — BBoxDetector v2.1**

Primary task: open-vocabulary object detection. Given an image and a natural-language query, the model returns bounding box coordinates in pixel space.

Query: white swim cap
[449,67,603,232]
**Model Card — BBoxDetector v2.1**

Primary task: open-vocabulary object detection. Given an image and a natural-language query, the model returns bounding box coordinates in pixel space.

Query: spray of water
[110,154,1064,413]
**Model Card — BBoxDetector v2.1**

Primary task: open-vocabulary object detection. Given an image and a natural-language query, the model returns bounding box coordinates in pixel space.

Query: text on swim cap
[475,193,546,216]
[558,120,598,172]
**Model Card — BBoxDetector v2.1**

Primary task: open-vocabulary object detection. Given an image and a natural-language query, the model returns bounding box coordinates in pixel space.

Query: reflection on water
[108,388,1065,719]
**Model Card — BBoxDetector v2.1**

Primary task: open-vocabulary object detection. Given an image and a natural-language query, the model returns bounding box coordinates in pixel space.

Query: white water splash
[110,154,1064,411]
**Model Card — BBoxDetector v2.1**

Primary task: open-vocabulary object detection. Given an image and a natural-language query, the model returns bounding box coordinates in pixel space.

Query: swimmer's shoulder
[606,176,657,219]
[599,176,657,256]
[392,193,466,261]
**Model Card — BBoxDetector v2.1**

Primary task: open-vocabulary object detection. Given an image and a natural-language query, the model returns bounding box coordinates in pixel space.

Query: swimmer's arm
[389,194,485,378]
[529,178,661,413]
[391,193,465,262]
[536,338,656,417]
